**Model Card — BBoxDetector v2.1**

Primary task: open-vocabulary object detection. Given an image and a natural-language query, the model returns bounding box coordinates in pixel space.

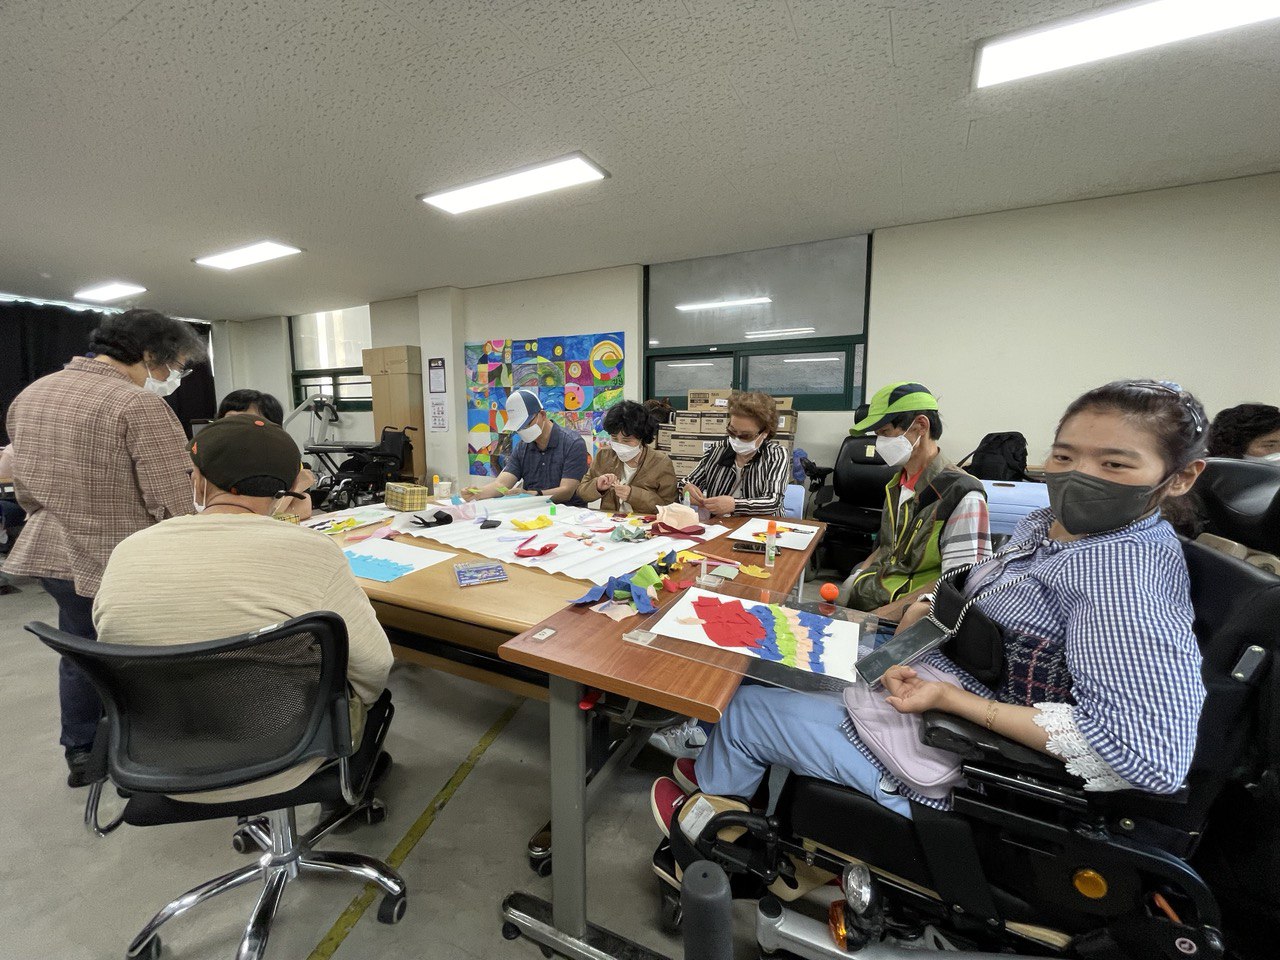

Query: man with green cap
[91,415,394,803]
[837,381,991,613]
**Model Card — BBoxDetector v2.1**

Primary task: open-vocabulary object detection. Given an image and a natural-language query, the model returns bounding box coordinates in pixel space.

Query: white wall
[866,173,1280,464]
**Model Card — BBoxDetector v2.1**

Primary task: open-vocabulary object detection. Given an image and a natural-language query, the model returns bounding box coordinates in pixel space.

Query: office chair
[27,613,406,960]
[808,434,898,574]
[654,538,1280,959]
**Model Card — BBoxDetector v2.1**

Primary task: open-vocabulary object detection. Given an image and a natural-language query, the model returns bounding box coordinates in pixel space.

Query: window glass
[291,305,371,369]
[744,349,847,396]
[648,236,867,349]
[652,355,734,399]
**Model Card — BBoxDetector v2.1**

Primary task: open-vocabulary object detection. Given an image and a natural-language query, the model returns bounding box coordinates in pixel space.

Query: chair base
[126,807,406,960]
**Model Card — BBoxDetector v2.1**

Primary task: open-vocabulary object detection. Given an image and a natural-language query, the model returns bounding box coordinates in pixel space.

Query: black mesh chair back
[26,612,353,795]
[831,434,896,507]
[1198,457,1280,555]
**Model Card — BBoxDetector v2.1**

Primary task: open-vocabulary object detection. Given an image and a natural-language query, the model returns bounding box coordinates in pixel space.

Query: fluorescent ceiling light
[675,296,772,312]
[744,326,816,340]
[784,357,841,363]
[665,362,716,368]
[420,154,607,214]
[649,339,660,345]
[73,281,146,302]
[976,0,1280,87]
[196,240,302,270]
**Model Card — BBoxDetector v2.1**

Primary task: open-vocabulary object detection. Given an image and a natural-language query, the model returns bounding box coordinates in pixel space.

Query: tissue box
[384,482,432,511]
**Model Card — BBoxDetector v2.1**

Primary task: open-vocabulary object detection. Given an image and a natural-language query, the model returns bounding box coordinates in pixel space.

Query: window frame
[287,317,372,413]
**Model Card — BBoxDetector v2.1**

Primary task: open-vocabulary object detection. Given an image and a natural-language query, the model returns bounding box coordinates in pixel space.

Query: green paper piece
[630,564,662,589]
[710,564,739,579]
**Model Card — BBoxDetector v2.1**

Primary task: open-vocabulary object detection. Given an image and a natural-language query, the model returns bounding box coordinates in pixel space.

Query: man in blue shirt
[463,389,589,507]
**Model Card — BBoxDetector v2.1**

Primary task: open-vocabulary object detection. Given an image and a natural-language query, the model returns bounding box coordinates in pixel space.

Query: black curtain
[0,300,215,443]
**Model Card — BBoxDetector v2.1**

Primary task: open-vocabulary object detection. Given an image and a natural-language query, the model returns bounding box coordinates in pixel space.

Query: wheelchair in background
[312,425,417,511]
[654,479,1280,960]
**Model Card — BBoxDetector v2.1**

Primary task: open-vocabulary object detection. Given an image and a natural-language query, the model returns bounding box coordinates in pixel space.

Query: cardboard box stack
[654,390,798,479]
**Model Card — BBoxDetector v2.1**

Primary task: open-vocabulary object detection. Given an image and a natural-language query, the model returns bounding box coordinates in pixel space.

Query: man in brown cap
[92,415,393,803]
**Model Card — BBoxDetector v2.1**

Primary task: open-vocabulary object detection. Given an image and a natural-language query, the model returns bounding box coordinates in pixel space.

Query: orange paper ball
[819,582,839,602]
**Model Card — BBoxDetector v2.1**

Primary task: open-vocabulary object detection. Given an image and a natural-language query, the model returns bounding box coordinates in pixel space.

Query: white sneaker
[648,718,707,759]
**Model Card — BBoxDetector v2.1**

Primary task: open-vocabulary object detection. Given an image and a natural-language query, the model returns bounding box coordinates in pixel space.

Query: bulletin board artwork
[465,333,625,478]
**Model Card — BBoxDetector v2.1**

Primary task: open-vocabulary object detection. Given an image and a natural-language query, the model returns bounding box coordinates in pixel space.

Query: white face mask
[611,441,642,462]
[144,364,185,397]
[1245,452,1280,464]
[875,429,919,468]
[728,435,760,456]
[517,420,542,443]
[192,477,207,514]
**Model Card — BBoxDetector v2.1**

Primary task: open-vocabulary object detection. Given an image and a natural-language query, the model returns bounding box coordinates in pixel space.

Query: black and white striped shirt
[678,439,791,516]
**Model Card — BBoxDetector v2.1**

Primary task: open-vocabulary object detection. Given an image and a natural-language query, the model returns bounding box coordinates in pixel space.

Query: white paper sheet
[727,517,821,551]
[343,539,454,582]
[395,505,727,585]
[647,587,863,682]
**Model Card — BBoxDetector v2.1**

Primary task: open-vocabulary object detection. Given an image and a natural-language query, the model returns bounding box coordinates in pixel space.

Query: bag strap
[927,541,1037,638]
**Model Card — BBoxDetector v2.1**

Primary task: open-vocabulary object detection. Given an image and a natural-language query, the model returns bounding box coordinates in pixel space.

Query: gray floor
[0,577,769,960]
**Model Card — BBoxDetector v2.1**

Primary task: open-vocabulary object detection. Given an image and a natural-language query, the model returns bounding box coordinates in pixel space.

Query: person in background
[1207,403,1280,463]
[93,416,392,803]
[3,308,206,786]
[652,379,1208,833]
[0,443,24,550]
[576,400,678,513]
[643,397,675,425]
[217,388,285,425]
[462,388,589,507]
[217,388,314,518]
[837,382,990,614]
[679,391,790,517]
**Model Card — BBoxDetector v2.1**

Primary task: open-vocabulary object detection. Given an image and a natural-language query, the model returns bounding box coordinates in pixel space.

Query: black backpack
[959,432,1029,481]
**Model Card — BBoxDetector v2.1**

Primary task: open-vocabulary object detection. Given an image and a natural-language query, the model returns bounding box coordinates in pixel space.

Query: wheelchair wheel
[658,885,682,934]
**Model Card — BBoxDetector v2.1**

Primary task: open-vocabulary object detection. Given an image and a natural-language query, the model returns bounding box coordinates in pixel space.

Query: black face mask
[1044,469,1174,536]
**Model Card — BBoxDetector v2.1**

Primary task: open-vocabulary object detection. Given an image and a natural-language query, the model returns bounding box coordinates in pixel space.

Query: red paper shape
[690,596,764,648]
[650,522,706,542]
[514,534,558,558]
[662,577,695,593]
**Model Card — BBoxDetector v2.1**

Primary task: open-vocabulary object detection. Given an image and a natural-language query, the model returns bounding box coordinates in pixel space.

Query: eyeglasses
[726,428,761,441]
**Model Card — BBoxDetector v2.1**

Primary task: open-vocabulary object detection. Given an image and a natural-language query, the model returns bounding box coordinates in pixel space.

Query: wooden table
[354,513,824,700]
[497,526,826,960]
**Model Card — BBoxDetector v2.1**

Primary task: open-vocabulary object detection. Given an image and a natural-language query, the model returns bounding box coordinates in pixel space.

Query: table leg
[549,674,587,936]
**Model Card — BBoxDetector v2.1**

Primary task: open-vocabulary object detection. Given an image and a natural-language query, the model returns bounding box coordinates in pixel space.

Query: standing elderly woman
[4,308,206,786]
[680,391,791,516]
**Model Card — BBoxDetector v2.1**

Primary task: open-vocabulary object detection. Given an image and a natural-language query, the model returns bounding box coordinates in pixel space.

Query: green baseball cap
[189,415,302,497]
[851,381,939,433]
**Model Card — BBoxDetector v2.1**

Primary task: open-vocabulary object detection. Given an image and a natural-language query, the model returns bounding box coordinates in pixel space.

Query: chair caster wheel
[659,888,682,934]
[363,798,387,825]
[540,947,555,958]
[231,828,255,854]
[377,893,407,925]
[501,922,521,941]
[529,854,552,878]
[131,936,161,959]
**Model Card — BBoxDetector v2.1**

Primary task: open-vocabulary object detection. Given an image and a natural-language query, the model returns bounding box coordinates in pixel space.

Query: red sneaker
[650,777,687,839]
[672,757,699,794]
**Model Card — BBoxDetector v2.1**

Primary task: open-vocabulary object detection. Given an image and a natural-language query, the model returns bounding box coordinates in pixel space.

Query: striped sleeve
[938,490,992,573]
[732,441,790,515]
[1050,539,1204,793]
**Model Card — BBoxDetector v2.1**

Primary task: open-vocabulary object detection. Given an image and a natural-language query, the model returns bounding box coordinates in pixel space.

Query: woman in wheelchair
[653,380,1210,831]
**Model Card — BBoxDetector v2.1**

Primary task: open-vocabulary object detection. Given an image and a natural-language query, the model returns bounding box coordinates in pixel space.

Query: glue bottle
[764,520,778,568]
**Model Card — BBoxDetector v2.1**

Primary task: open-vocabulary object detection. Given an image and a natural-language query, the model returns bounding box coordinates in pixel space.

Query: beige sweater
[93,514,394,803]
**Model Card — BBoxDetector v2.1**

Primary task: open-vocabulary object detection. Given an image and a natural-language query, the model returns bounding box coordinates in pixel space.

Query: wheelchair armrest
[920,710,1065,776]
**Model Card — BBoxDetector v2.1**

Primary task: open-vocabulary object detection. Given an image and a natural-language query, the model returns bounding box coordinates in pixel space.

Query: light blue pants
[694,685,913,819]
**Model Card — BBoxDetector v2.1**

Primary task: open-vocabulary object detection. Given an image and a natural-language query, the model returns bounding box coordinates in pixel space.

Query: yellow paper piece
[737,564,772,579]
[512,515,553,530]
[676,550,704,565]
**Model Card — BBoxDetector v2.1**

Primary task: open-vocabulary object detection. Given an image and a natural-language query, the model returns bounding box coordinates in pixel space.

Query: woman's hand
[881,666,959,714]
[892,598,932,636]
[595,473,617,492]
[684,482,706,506]
[702,495,736,516]
[614,483,632,503]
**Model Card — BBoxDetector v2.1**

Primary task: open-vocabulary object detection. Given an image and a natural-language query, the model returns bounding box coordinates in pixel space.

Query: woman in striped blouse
[680,392,791,517]
[653,380,1210,827]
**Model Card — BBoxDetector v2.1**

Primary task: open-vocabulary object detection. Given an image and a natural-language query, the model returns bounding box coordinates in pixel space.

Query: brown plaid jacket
[3,357,193,596]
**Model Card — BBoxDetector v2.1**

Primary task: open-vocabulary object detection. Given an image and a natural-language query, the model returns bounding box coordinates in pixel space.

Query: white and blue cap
[503,388,543,431]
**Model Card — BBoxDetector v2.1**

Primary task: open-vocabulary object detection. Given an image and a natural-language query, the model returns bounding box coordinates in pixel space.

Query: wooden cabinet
[362,346,426,481]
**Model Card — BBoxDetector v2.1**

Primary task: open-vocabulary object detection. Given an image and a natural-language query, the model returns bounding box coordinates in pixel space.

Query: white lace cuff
[1033,703,1131,792]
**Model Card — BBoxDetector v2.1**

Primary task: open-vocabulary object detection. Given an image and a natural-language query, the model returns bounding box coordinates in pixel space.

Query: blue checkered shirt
[845,507,1204,809]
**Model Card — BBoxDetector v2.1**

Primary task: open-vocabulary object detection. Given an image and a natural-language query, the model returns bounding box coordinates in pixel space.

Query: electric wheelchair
[653,535,1280,960]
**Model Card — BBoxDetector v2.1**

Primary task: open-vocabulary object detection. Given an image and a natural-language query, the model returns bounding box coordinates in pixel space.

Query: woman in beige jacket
[577,400,678,514]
